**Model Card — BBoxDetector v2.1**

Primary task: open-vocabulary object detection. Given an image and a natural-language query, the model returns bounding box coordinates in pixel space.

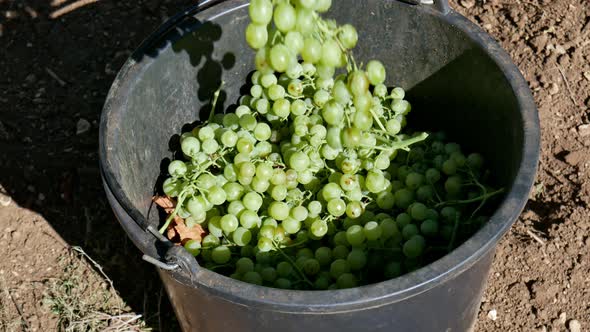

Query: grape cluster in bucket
[156,0,503,290]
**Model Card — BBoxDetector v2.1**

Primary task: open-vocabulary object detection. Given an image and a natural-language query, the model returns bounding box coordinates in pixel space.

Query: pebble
[487,309,498,321]
[559,312,567,325]
[76,118,91,135]
[578,124,590,137]
[548,83,559,95]
[584,72,590,82]
[459,0,475,8]
[568,320,581,332]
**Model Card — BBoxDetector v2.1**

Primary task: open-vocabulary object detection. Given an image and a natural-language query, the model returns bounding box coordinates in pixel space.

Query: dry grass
[42,247,150,332]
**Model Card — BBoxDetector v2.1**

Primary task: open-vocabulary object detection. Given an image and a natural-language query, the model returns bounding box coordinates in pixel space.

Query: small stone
[536,326,547,332]
[568,320,581,332]
[555,45,566,55]
[76,118,91,135]
[584,72,590,81]
[559,312,567,325]
[459,0,475,8]
[487,309,497,321]
[564,150,587,166]
[548,83,559,95]
[578,124,590,137]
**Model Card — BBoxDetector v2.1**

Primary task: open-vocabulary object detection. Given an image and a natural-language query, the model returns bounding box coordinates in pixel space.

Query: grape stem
[158,191,188,234]
[447,214,460,252]
[208,81,225,123]
[434,188,504,209]
[273,241,314,287]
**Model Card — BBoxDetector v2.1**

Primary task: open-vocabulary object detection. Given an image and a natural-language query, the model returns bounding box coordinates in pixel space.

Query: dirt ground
[0,0,589,331]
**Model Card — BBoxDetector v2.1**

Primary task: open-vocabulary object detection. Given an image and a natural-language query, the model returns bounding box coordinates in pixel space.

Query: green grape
[373,83,388,98]
[391,99,411,115]
[202,234,220,248]
[338,24,358,49]
[315,247,332,266]
[243,192,263,211]
[298,0,315,9]
[303,258,321,275]
[396,212,412,228]
[181,136,201,157]
[168,160,187,177]
[390,87,405,100]
[276,261,293,278]
[223,182,244,202]
[273,3,296,32]
[332,245,349,260]
[444,142,461,155]
[302,37,322,63]
[313,89,330,107]
[348,71,369,96]
[416,185,434,202]
[320,39,342,68]
[425,168,441,183]
[295,7,314,35]
[384,261,402,279]
[211,245,231,264]
[239,210,260,229]
[307,200,322,217]
[207,186,227,205]
[363,221,382,241]
[243,271,263,285]
[274,278,292,289]
[345,201,363,219]
[285,31,304,55]
[314,275,331,290]
[314,0,331,12]
[227,200,246,217]
[445,175,463,195]
[346,225,366,246]
[233,227,253,246]
[347,248,367,271]
[268,84,286,101]
[260,266,277,282]
[220,214,239,233]
[333,80,352,105]
[236,257,255,274]
[366,60,386,85]
[380,218,399,240]
[353,92,372,113]
[282,217,302,234]
[467,153,484,169]
[402,224,419,240]
[376,191,395,210]
[259,225,276,239]
[310,219,328,237]
[403,235,425,259]
[257,237,273,252]
[184,240,201,256]
[272,98,291,118]
[268,201,290,220]
[365,170,386,193]
[249,0,273,24]
[289,151,310,172]
[420,219,439,237]
[330,259,351,279]
[245,23,268,49]
[394,188,414,209]
[269,44,292,72]
[252,123,270,142]
[410,202,428,221]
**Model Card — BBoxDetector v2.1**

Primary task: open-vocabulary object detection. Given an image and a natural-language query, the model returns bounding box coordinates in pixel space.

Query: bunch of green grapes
[158,0,503,289]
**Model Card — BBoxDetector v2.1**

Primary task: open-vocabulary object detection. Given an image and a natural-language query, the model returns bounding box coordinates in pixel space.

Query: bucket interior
[102,0,523,252]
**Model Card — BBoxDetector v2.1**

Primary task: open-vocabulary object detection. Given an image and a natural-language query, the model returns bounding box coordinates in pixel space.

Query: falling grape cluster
[158,0,503,290]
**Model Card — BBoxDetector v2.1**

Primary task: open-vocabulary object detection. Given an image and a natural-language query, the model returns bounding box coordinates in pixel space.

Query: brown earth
[0,0,589,331]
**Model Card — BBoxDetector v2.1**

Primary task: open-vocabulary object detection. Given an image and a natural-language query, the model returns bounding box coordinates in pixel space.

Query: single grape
[245,23,268,49]
[302,37,322,63]
[211,245,231,264]
[184,240,201,256]
[330,259,351,279]
[366,60,386,85]
[338,24,358,49]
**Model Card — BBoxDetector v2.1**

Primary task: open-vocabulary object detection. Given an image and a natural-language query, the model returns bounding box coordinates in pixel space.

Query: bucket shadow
[0,0,235,330]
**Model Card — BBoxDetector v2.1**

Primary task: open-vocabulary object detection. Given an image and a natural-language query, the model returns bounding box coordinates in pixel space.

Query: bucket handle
[142,226,200,282]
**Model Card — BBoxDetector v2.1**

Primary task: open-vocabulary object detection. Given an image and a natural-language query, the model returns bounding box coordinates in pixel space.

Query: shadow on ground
[0,0,213,330]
